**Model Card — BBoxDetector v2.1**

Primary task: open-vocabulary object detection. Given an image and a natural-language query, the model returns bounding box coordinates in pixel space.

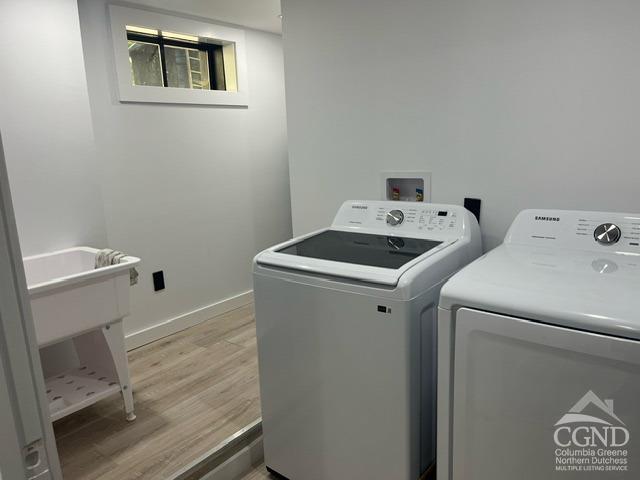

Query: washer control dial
[594,223,621,245]
[386,210,404,226]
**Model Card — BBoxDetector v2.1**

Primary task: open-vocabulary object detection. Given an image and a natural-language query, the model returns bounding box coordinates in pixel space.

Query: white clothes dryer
[438,209,640,480]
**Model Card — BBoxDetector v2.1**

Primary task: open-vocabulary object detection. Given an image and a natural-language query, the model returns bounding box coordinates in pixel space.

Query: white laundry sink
[23,246,140,347]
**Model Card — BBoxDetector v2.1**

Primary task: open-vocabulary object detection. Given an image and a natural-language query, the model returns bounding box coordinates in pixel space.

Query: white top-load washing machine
[438,209,640,480]
[254,200,481,480]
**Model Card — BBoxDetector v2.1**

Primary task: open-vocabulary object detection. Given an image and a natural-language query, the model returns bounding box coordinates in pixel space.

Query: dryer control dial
[386,210,404,226]
[594,223,621,245]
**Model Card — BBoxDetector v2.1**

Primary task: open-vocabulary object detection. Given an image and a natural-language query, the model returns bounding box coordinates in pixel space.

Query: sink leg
[102,322,135,422]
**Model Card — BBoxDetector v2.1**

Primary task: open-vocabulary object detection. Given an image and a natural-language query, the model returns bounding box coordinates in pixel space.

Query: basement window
[109,5,248,106]
[126,26,234,91]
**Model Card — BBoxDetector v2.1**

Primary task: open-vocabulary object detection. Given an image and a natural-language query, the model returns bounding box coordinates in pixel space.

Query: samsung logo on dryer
[535,216,560,222]
[351,205,368,210]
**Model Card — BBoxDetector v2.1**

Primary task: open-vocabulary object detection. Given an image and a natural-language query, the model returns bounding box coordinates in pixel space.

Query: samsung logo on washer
[535,216,560,222]
[351,205,368,210]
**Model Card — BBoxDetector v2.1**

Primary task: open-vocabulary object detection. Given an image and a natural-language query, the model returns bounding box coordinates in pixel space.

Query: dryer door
[451,308,640,480]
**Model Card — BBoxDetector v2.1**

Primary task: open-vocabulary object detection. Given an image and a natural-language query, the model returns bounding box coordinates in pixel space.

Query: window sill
[118,84,249,107]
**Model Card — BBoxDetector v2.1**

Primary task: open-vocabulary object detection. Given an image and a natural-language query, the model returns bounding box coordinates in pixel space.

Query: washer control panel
[375,205,458,232]
[507,209,640,253]
[332,201,467,239]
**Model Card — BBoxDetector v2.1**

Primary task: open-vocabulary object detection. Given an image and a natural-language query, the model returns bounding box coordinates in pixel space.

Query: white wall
[0,0,107,256]
[78,1,291,339]
[282,0,640,249]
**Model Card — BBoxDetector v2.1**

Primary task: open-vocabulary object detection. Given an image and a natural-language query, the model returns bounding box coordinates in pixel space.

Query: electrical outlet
[152,271,165,292]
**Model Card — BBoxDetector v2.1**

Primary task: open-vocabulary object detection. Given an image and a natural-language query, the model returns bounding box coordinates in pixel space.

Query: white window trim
[109,5,249,106]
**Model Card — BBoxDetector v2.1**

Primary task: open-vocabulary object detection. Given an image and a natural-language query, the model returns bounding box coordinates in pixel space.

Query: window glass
[128,40,163,86]
[164,46,210,90]
[125,25,233,93]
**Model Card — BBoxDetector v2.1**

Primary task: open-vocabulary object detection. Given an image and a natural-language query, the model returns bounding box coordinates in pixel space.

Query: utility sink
[23,246,140,421]
[24,246,140,347]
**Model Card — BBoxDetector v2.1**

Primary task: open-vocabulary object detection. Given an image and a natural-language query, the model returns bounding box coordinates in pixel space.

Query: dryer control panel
[331,201,468,239]
[506,209,640,253]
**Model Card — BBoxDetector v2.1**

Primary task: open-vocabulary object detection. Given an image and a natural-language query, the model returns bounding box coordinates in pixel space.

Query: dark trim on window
[157,35,169,87]
[210,47,226,91]
[126,31,225,90]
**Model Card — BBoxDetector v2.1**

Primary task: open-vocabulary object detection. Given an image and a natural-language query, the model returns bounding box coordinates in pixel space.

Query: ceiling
[125,0,283,34]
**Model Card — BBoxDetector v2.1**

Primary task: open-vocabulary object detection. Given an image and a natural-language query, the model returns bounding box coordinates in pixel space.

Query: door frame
[0,132,62,479]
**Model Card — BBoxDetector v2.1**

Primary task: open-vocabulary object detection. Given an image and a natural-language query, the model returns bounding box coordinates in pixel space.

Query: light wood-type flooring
[53,303,260,480]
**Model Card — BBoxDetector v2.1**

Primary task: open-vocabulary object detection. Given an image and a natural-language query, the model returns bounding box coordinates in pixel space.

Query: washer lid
[440,243,640,340]
[256,228,456,286]
[277,230,442,269]
[256,200,477,286]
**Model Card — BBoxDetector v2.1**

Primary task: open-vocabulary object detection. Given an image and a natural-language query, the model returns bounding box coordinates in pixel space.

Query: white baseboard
[125,290,254,350]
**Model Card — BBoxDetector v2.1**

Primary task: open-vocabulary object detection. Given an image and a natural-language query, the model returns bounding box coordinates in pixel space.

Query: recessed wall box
[381,171,431,202]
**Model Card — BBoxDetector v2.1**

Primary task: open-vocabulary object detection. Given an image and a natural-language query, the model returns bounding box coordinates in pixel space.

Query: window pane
[128,40,163,87]
[164,45,210,90]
